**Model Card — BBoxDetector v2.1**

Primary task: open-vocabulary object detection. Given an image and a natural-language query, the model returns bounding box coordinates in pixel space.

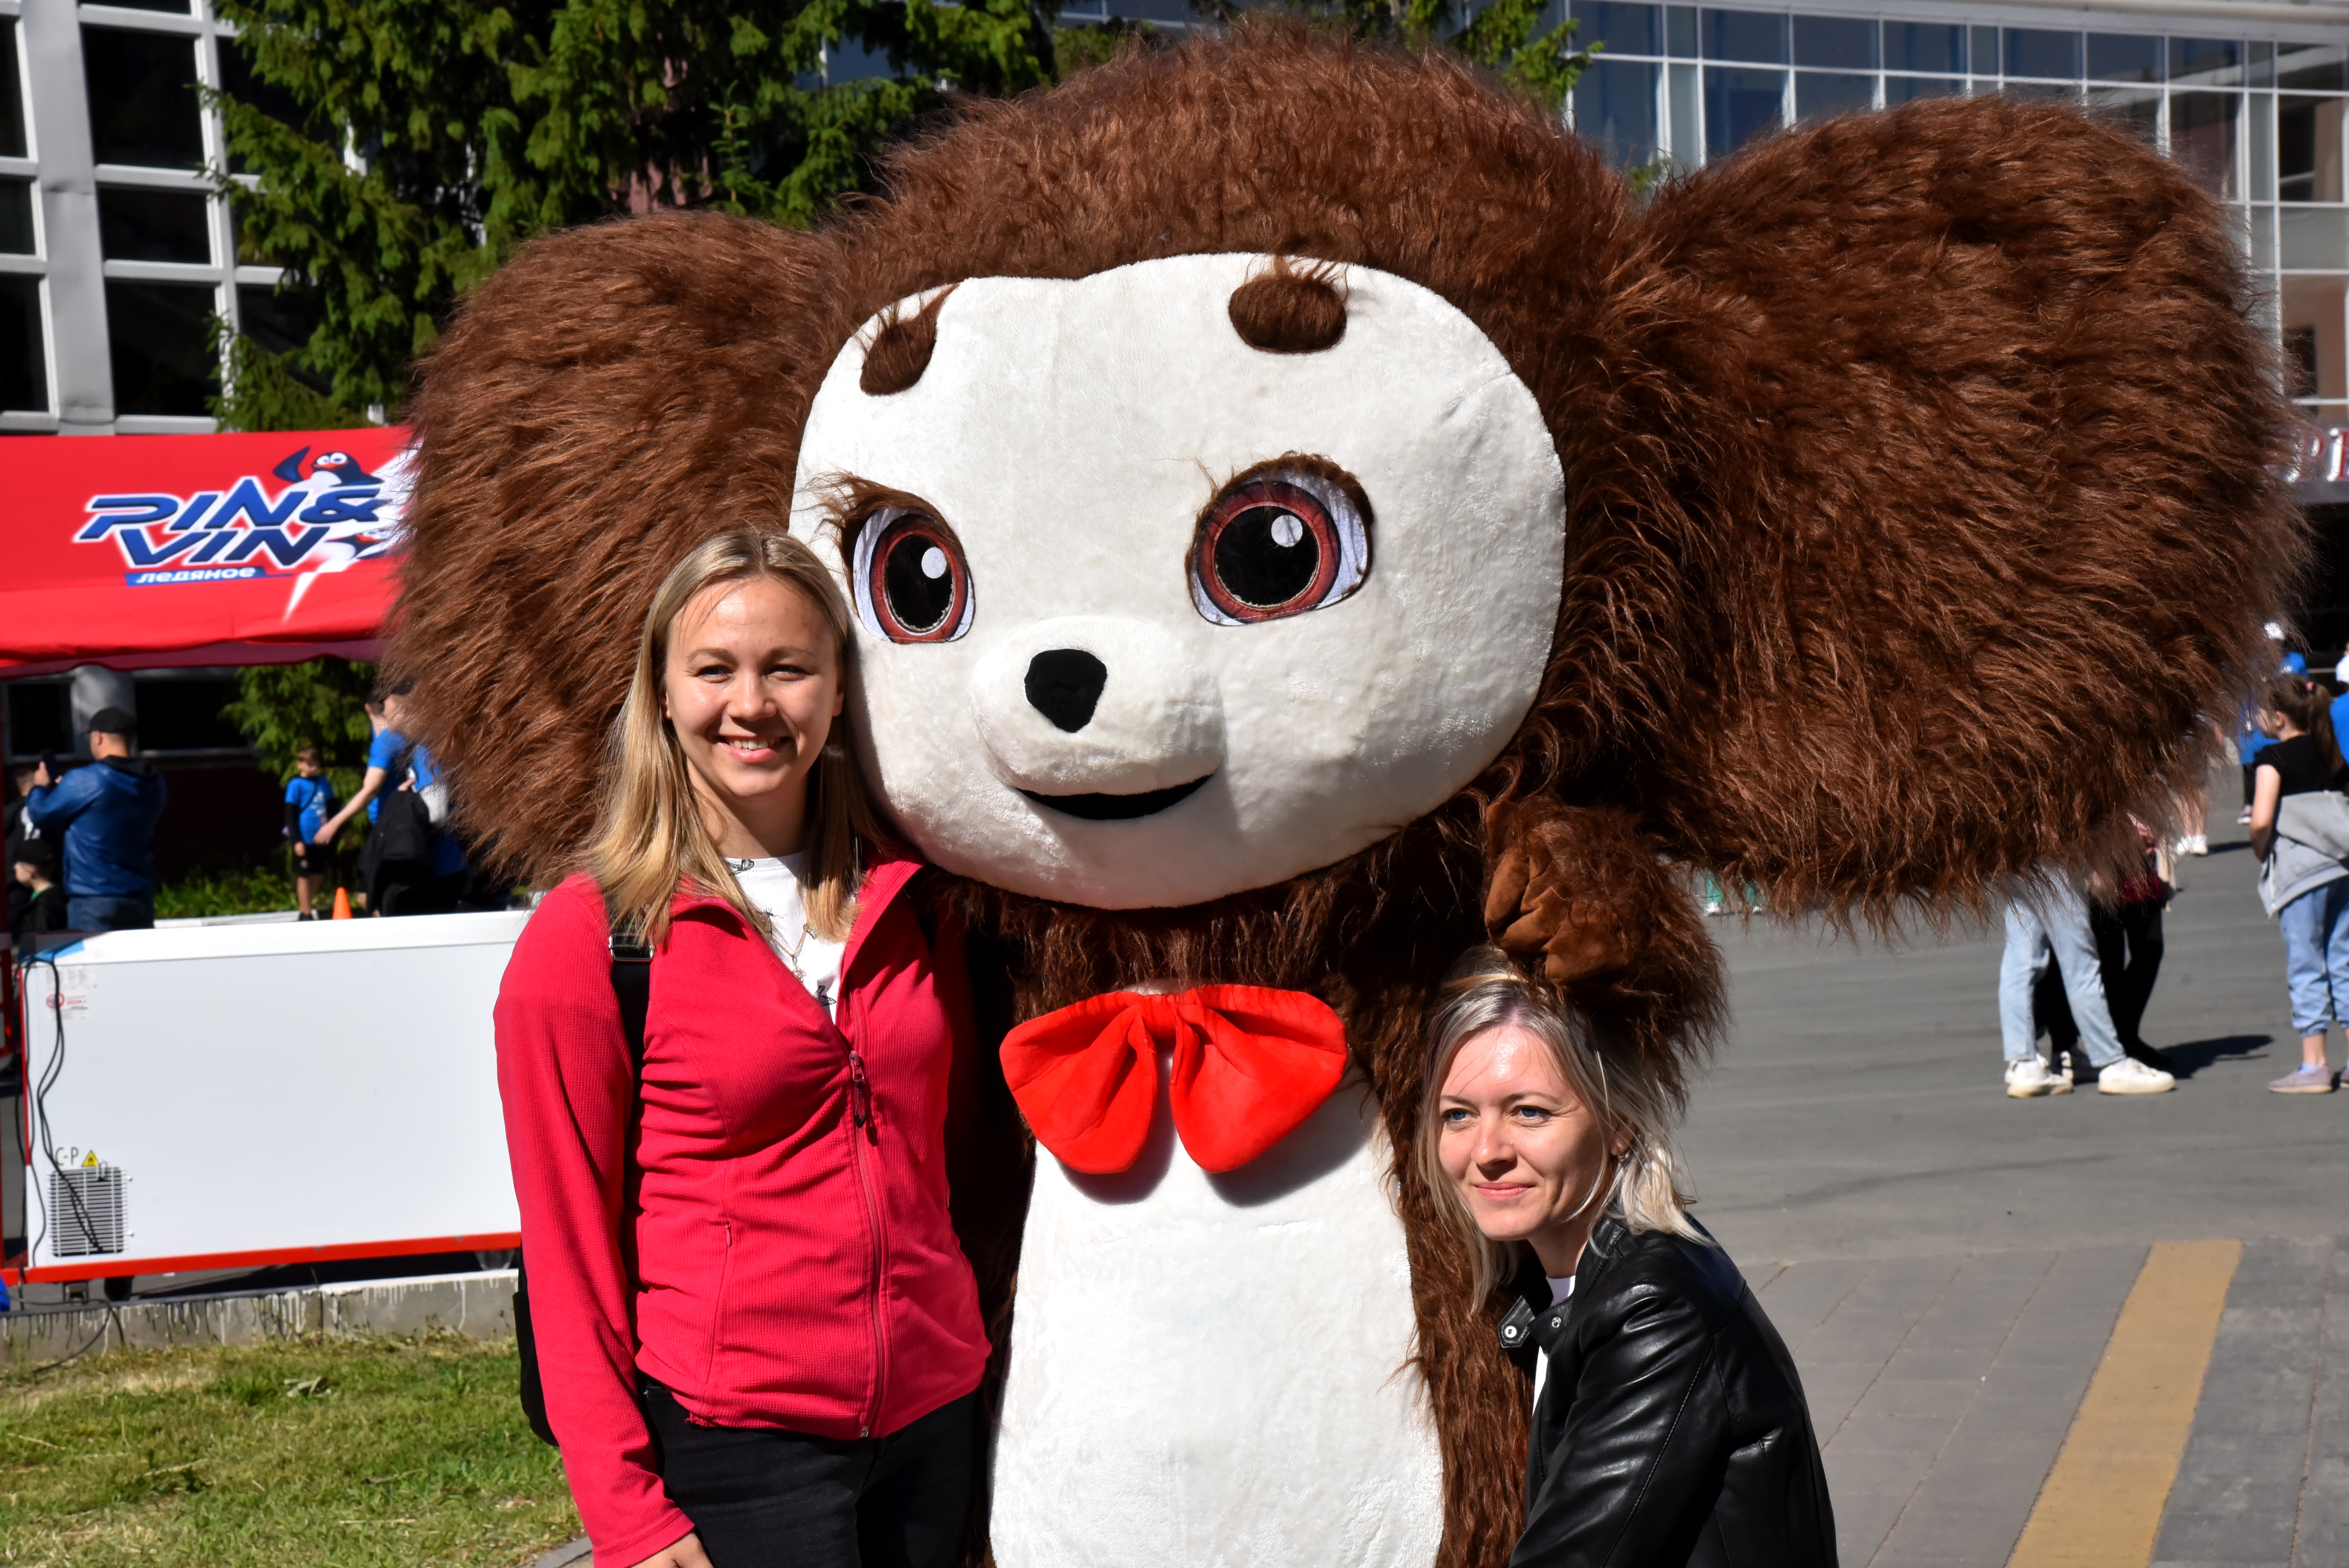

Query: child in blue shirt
[283,746,337,919]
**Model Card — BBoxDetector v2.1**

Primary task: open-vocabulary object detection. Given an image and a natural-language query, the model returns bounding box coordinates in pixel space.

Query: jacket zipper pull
[849,1050,876,1140]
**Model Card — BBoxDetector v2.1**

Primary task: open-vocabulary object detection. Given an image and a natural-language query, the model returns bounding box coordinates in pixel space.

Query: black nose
[1025,649,1109,733]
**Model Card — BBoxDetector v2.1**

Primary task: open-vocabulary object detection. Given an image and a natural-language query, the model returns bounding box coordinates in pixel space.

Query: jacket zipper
[845,1038,889,1438]
[708,891,894,1440]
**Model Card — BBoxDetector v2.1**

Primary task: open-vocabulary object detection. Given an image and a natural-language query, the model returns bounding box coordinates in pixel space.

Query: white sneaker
[2190,835,2208,855]
[2096,1055,2176,1095]
[2007,1058,2073,1097]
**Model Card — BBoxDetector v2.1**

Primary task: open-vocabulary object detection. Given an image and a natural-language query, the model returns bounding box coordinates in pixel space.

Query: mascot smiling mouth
[1018,776,1214,821]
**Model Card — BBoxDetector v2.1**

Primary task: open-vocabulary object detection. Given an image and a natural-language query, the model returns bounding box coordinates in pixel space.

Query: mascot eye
[853,507,973,643]
[1190,465,1370,626]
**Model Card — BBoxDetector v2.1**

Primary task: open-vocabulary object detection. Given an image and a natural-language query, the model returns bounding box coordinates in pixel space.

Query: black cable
[23,1305,119,1380]
[21,951,108,1273]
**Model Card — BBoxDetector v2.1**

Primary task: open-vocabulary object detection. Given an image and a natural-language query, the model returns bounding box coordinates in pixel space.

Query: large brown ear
[1546,96,2303,919]
[390,211,852,880]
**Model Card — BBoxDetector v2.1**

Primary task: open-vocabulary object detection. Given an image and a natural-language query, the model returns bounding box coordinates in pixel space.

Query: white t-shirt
[731,853,847,1016]
[1532,1274,1576,1406]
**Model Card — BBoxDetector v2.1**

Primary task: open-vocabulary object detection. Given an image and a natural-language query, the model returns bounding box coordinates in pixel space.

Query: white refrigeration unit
[12,911,527,1285]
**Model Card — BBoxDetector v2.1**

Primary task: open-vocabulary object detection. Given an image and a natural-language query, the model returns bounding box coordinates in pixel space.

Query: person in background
[2000,873,2176,1096]
[2039,818,2176,1076]
[283,745,338,920]
[5,760,41,934]
[2239,630,2307,824]
[2251,675,2349,1093]
[24,708,166,932]
[314,682,465,916]
[10,841,67,943]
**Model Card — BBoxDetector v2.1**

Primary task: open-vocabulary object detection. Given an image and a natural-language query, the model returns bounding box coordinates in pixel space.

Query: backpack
[367,745,436,866]
[514,895,652,1447]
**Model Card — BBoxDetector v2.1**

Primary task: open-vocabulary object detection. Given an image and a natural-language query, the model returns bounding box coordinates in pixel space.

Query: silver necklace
[732,857,813,981]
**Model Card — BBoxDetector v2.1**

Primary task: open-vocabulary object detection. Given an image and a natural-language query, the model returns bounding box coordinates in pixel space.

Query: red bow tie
[1000,986,1350,1175]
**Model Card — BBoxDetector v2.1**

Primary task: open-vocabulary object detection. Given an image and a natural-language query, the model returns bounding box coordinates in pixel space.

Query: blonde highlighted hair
[1420,946,1703,1301]
[587,529,884,945]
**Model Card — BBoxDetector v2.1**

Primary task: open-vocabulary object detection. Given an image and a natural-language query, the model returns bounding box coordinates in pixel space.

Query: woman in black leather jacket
[1424,948,1837,1567]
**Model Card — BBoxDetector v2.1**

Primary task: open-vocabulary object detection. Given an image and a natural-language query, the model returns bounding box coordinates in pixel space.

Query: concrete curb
[1,1269,519,1367]
[522,1538,591,1568]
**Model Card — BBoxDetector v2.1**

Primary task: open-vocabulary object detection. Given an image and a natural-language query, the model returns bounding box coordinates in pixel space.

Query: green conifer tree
[211,0,1055,426]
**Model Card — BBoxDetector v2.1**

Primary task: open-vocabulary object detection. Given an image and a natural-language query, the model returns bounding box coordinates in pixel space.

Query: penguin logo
[271,447,382,486]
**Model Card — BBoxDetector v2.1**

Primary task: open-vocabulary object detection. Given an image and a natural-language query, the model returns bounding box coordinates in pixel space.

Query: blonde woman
[495,531,987,1568]
[1424,948,1834,1566]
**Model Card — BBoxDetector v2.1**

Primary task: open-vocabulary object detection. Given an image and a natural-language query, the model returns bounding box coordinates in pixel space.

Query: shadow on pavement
[2162,1033,2273,1077]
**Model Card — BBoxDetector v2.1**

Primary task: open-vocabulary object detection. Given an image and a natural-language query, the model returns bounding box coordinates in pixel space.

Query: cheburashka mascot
[392,25,2296,1568]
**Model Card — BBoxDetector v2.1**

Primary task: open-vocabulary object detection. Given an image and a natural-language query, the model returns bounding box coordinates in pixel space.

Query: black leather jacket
[1501,1217,1837,1567]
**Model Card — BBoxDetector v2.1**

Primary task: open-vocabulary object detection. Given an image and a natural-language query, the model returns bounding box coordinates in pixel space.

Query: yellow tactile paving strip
[2006,1238,2242,1568]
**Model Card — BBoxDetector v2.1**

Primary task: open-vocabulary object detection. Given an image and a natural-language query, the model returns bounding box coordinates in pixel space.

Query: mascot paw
[1483,797,1727,1067]
[1483,800,1649,984]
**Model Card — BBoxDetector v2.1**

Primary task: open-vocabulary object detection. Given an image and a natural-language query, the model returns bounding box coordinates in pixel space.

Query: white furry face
[789,253,1565,910]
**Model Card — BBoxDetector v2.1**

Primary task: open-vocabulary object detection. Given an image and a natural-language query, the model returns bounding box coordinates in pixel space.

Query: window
[1793,15,1873,71]
[2278,42,2347,93]
[2086,34,2163,84]
[1705,66,1784,155]
[5,682,71,758]
[1883,23,1962,76]
[2281,97,2346,203]
[1795,72,1872,120]
[1885,76,1960,105]
[1574,59,1661,168]
[0,180,34,255]
[105,280,216,416]
[217,35,311,176]
[2282,275,2346,412]
[2171,37,2244,87]
[2089,87,2161,148]
[0,19,25,159]
[98,188,212,264]
[0,275,45,413]
[2173,93,2242,200]
[1665,4,1696,57]
[2005,29,2082,81]
[236,282,330,393]
[1572,3,1661,57]
[2285,210,2349,271]
[82,28,204,169]
[132,676,244,751]
[1701,9,1784,63]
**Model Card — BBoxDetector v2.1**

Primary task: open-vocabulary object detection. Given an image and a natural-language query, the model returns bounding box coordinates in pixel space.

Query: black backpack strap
[517,889,654,1449]
[603,892,653,1074]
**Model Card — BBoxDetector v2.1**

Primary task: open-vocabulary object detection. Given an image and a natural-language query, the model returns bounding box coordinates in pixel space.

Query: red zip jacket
[495,853,989,1565]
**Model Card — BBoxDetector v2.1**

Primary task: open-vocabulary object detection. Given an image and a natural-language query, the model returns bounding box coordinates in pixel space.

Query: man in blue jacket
[26,706,167,930]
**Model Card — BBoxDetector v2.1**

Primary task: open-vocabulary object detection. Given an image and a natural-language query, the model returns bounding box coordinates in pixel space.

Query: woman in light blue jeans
[2251,675,2349,1093]
[1998,878,2174,1096]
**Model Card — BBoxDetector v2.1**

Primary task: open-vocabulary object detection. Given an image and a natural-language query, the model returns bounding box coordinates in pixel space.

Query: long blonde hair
[1419,947,1703,1301]
[587,529,884,945]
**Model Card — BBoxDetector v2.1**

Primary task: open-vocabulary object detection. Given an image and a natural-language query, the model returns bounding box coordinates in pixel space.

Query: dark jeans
[642,1384,978,1568]
[66,893,153,931]
[2041,900,2165,1056]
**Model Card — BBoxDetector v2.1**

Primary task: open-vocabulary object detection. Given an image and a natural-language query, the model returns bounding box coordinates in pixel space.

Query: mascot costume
[394,27,2297,1568]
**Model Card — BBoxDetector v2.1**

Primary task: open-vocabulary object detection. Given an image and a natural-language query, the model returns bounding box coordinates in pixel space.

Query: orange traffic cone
[331,886,353,920]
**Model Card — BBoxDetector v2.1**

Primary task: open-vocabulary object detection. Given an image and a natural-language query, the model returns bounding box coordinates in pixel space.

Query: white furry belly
[990,1074,1444,1568]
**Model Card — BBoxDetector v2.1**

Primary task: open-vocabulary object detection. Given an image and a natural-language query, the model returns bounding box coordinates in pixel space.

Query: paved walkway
[1693,779,2349,1566]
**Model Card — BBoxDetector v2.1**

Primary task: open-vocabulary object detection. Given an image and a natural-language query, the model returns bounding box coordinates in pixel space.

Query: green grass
[0,1335,579,1567]
[152,863,298,921]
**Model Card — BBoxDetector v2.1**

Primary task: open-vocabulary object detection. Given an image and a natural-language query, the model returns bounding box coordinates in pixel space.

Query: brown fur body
[395,28,2301,1568]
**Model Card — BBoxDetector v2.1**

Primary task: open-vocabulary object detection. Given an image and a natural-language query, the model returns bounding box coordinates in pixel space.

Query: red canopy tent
[1,427,410,675]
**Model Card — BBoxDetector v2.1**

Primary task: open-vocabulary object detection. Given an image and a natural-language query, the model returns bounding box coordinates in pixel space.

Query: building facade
[0,0,2342,433]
